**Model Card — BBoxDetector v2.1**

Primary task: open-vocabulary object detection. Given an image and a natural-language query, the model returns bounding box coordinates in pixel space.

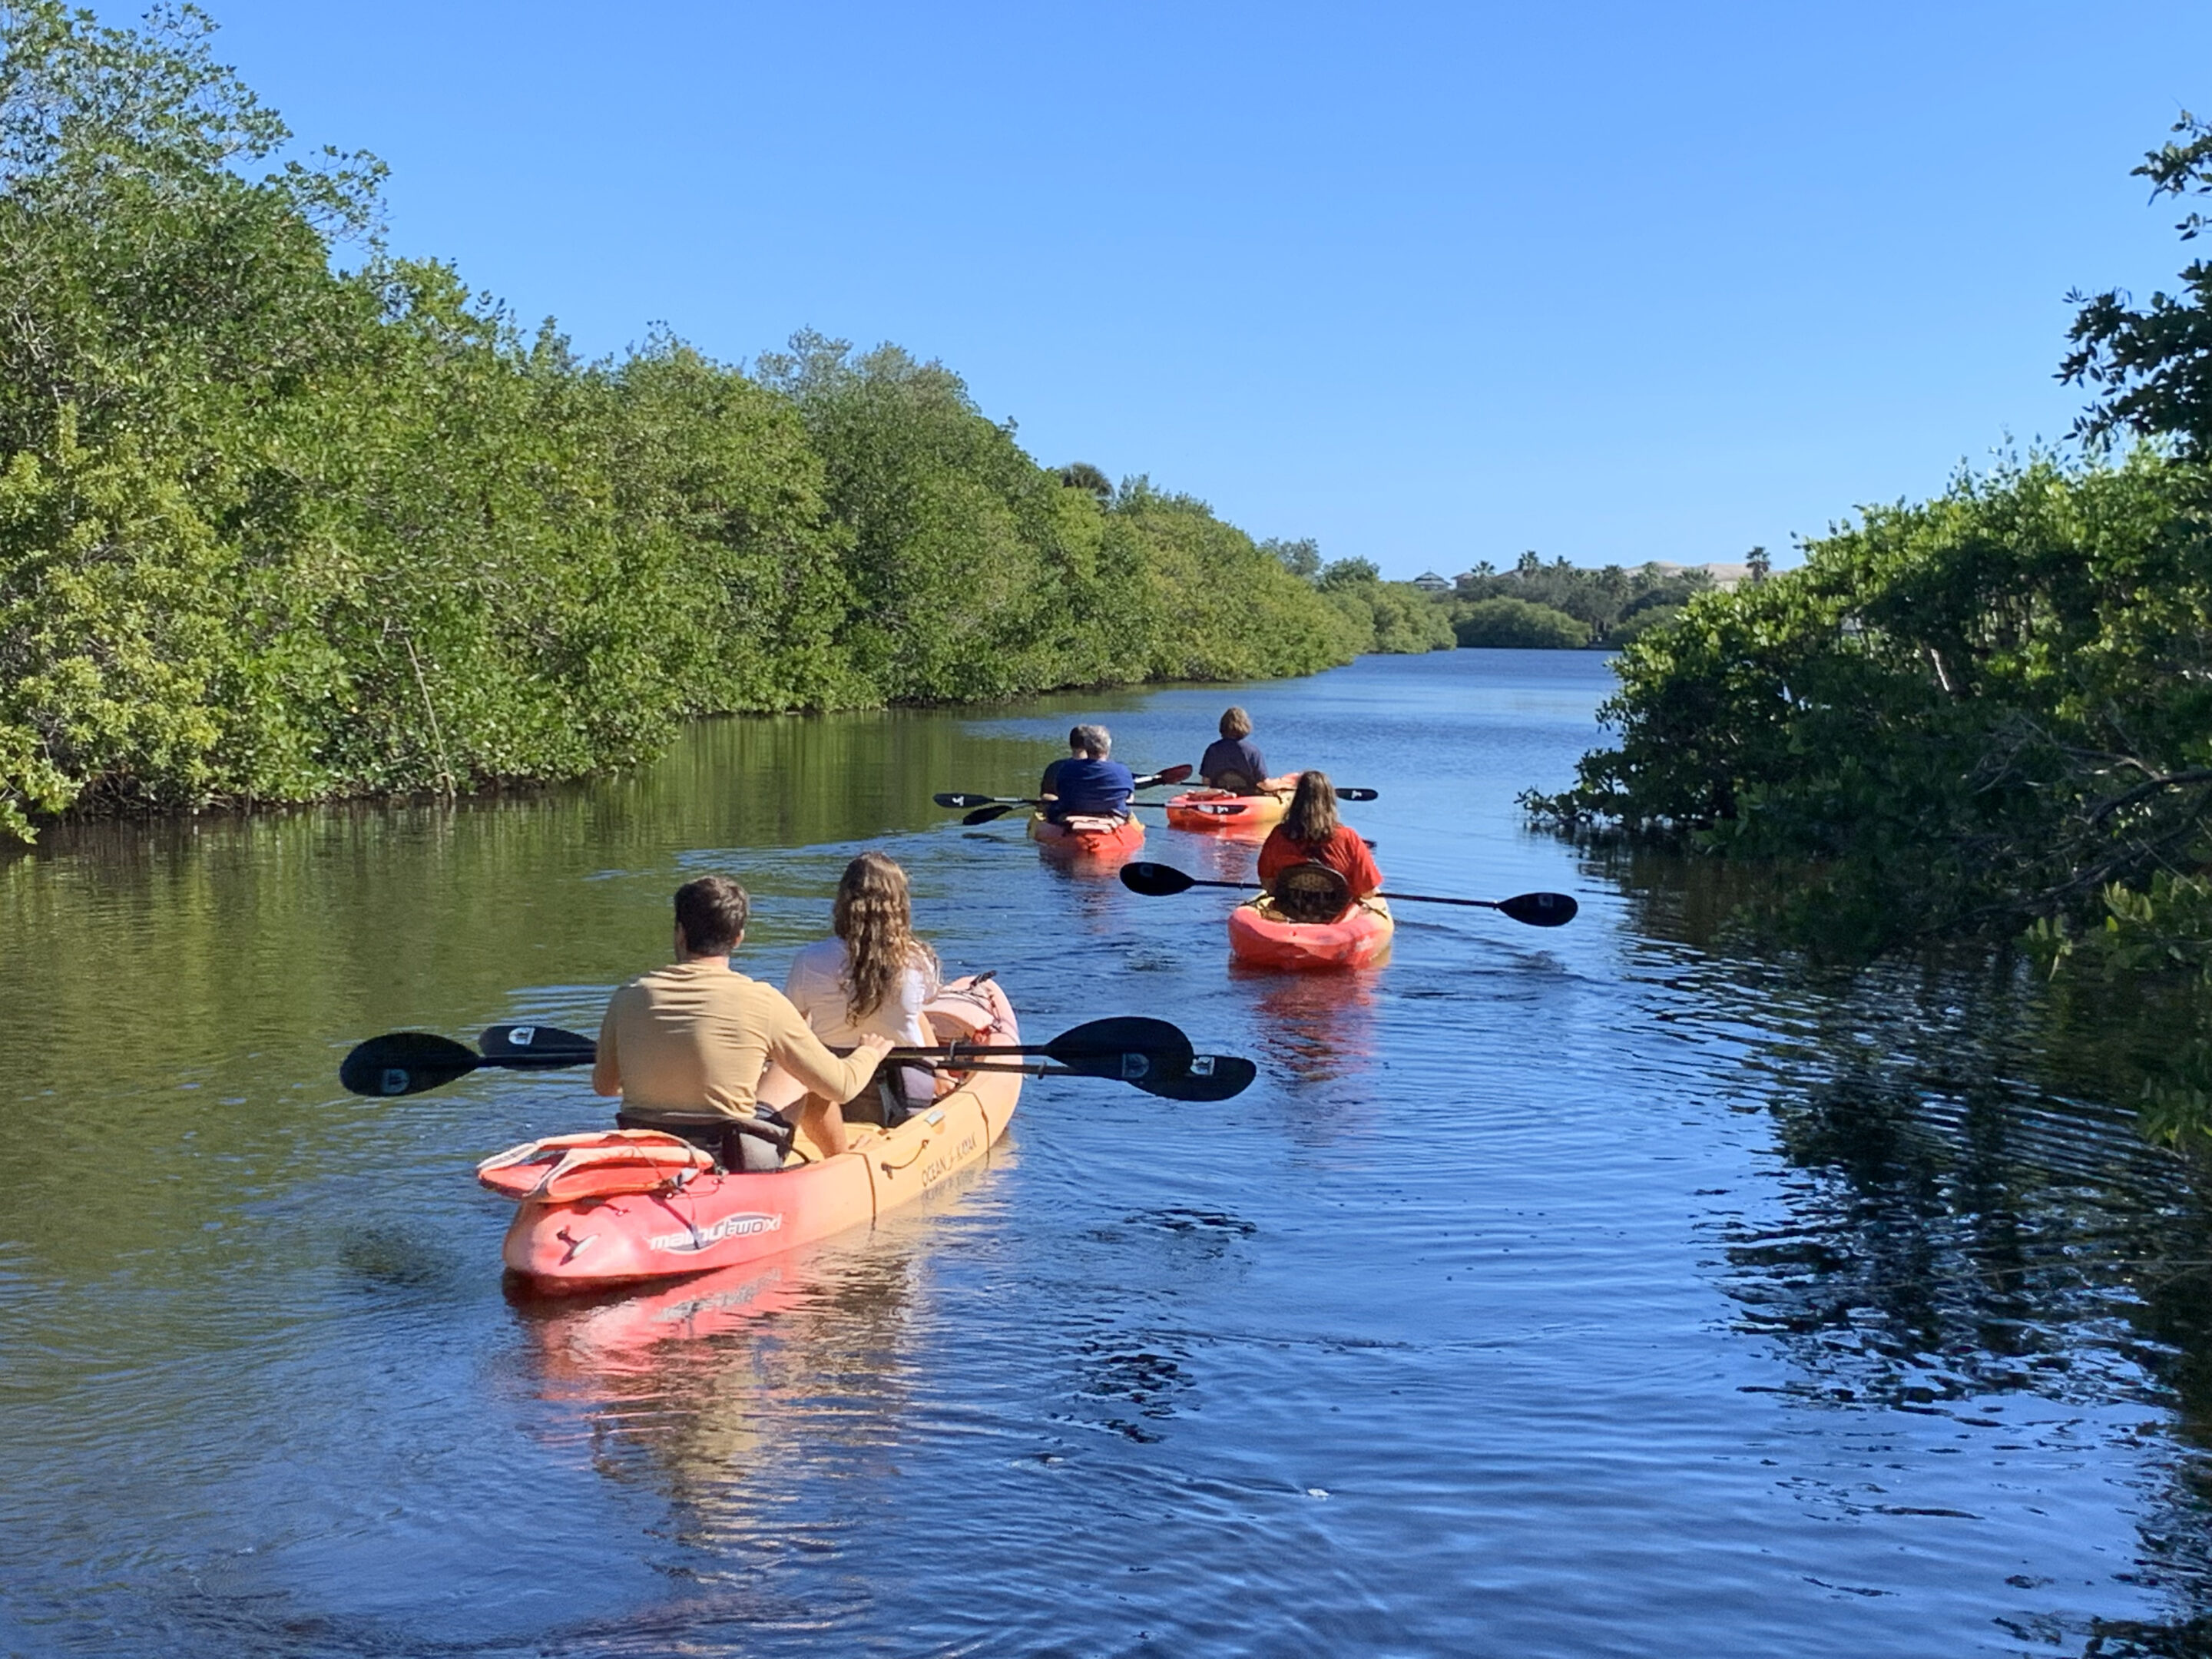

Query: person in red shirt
[1255,770,1381,911]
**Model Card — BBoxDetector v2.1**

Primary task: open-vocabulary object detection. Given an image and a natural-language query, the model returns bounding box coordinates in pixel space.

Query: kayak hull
[1028,811,1144,861]
[496,980,1022,1292]
[1227,896,1394,971]
[1164,786,1289,836]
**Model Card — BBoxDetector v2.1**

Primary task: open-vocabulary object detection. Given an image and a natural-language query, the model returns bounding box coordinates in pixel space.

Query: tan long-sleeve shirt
[594,960,879,1119]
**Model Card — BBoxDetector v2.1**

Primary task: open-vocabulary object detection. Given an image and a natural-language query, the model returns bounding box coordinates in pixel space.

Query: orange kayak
[1227,896,1395,971]
[1164,788,1289,835]
[1028,811,1144,861]
[485,979,1022,1292]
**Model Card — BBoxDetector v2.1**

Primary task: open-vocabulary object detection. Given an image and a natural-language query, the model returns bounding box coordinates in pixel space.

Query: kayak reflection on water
[505,1165,1009,1517]
[1236,969,1383,1089]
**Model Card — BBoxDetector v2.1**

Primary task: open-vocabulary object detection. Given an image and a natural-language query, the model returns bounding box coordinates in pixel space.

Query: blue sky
[138,0,2210,578]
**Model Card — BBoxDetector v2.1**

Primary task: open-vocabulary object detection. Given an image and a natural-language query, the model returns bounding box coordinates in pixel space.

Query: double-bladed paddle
[936,763,1194,810]
[936,764,1194,826]
[1174,786,1378,816]
[942,780,1380,823]
[1117,859,1580,927]
[339,1015,1241,1099]
[950,1052,1257,1101]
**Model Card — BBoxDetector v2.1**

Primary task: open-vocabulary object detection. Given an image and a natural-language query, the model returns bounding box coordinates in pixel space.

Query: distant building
[1649,561,1753,591]
[1411,571,1452,593]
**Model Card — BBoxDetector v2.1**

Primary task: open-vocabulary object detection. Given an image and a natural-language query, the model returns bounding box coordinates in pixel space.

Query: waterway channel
[2,648,2208,1657]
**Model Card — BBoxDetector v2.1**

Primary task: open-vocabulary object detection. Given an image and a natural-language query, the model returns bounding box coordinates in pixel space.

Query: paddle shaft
[941,765,1193,810]
[449,1038,1166,1068]
[1144,873,1521,912]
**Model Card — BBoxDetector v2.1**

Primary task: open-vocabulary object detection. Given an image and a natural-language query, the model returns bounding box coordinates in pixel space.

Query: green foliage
[2033,870,2212,983]
[1528,451,2212,954]
[0,5,1357,841]
[1449,557,1712,644]
[1608,604,1683,645]
[2063,111,2212,454]
[1245,542,1455,656]
[1109,480,1358,677]
[1526,118,2212,1147]
[1260,535,1320,580]
[1316,577,1455,654]
[1452,596,1591,648]
[1058,461,1111,500]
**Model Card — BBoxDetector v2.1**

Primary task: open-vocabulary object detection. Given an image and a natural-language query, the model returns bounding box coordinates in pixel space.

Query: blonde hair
[1282,770,1340,845]
[1219,706,1252,739]
[833,853,938,1020]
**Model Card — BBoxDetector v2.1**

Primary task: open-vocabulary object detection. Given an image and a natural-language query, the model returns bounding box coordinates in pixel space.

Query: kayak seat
[844,1060,935,1130]
[1271,860,1353,925]
[616,1108,795,1174]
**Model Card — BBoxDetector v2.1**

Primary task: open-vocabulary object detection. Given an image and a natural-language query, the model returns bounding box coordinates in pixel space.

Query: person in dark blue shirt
[1199,706,1270,793]
[1040,724,1134,822]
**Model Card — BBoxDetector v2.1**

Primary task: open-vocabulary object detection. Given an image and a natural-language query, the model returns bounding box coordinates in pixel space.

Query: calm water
[4,650,2210,1657]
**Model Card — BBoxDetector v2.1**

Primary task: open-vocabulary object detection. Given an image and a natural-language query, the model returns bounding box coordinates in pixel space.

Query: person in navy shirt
[1040,724,1134,822]
[1199,706,1270,793]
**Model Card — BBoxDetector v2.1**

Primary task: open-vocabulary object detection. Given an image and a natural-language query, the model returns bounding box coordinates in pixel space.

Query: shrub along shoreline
[0,5,1456,845]
[1522,116,2212,1144]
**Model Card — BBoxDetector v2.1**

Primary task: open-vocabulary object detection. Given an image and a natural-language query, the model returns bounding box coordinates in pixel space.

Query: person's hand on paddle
[852,1032,896,1074]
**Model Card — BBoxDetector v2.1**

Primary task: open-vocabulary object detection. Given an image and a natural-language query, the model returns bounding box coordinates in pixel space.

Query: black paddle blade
[339,1032,482,1098]
[1041,1016,1194,1081]
[1119,860,1197,897]
[1336,787,1379,802]
[1496,891,1579,927]
[963,802,1024,826]
[1134,1054,1257,1101]
[935,792,1002,809]
[478,1022,598,1067]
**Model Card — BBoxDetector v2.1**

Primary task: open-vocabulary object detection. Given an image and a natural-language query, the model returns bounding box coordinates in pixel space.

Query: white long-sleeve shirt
[784,938,939,1048]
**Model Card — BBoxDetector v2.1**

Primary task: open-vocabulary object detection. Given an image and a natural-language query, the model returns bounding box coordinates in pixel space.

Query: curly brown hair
[833,853,939,1020]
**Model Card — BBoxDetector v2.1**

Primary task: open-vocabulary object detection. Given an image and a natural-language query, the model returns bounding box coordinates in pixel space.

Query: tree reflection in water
[1601,845,2212,1651]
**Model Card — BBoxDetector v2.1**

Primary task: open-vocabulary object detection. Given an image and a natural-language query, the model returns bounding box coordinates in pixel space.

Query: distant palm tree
[1059,462,1112,500]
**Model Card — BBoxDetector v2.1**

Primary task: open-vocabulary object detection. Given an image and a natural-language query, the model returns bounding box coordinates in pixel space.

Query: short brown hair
[674,876,750,955]
[1219,706,1252,739]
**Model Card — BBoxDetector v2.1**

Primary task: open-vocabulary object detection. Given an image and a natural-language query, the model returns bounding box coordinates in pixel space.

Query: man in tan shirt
[594,875,893,1158]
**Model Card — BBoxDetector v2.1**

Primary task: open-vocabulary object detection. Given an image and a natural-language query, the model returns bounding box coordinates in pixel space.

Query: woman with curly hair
[784,852,942,1125]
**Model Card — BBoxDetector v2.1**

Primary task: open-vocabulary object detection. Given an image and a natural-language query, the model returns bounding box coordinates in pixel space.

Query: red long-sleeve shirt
[1257,825,1382,899]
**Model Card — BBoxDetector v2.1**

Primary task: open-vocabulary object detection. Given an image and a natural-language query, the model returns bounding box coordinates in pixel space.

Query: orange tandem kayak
[483,979,1022,1292]
[1028,811,1144,861]
[1227,895,1395,971]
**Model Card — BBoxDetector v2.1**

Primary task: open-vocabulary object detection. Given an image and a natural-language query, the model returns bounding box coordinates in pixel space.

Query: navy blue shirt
[1044,757,1134,819]
[1200,736,1268,792]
